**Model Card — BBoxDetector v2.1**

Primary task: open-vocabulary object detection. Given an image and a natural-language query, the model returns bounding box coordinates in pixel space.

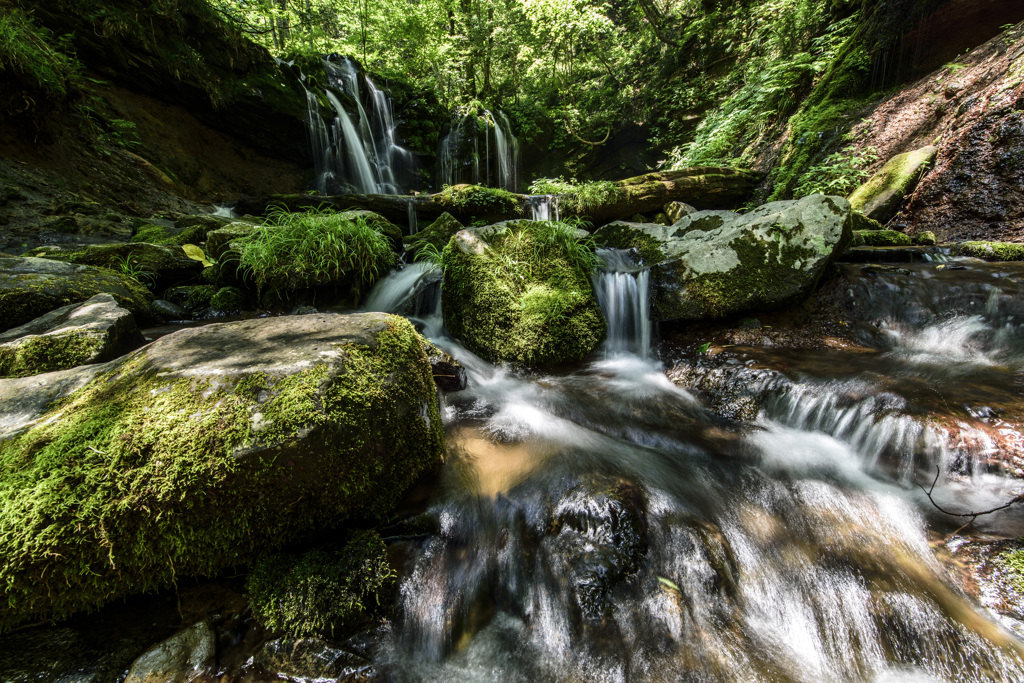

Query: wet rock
[594,194,852,321]
[955,241,1024,261]
[0,293,143,378]
[424,341,467,391]
[852,229,914,247]
[848,145,937,223]
[404,212,463,260]
[206,222,257,261]
[130,214,232,246]
[912,231,937,246]
[545,476,648,625]
[664,201,697,223]
[850,210,884,232]
[165,284,218,313]
[250,636,374,682]
[0,255,154,332]
[0,313,445,630]
[23,242,203,289]
[124,621,215,683]
[442,220,605,366]
[152,298,190,320]
[209,286,247,313]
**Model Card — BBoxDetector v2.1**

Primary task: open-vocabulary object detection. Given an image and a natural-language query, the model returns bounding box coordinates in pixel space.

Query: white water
[439,109,520,191]
[528,195,560,221]
[408,200,419,235]
[594,249,652,359]
[362,261,440,314]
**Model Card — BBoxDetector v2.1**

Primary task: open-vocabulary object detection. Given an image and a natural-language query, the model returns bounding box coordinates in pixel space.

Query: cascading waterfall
[594,248,652,359]
[408,200,419,235]
[438,109,520,191]
[302,56,414,195]
[528,195,559,221]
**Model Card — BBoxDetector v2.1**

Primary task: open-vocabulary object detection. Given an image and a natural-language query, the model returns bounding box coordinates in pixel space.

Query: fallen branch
[919,465,1024,532]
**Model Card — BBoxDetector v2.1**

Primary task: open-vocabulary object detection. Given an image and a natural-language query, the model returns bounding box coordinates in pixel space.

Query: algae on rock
[848,146,937,223]
[0,312,444,631]
[441,220,606,366]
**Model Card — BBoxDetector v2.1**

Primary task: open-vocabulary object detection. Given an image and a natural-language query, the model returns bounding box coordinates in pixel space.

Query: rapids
[360,253,1024,682]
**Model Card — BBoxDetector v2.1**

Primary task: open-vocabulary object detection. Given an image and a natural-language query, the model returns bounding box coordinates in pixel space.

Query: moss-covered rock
[0,294,142,379]
[246,530,394,639]
[206,223,258,261]
[404,212,464,260]
[955,241,1024,261]
[664,201,697,224]
[851,230,913,247]
[850,211,883,232]
[165,285,218,313]
[441,220,606,366]
[209,286,247,313]
[912,231,937,246]
[0,256,154,332]
[23,243,202,289]
[130,214,232,246]
[848,146,937,223]
[334,210,404,252]
[595,195,852,321]
[0,312,444,630]
[433,185,525,222]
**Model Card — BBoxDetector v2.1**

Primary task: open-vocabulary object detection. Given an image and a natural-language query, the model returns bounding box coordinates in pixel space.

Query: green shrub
[793,145,878,198]
[237,206,395,303]
[527,177,617,214]
[246,531,395,639]
[0,7,81,102]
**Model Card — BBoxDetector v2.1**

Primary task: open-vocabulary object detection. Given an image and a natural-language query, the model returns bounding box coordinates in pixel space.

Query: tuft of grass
[0,7,81,101]
[237,205,395,303]
[528,177,617,214]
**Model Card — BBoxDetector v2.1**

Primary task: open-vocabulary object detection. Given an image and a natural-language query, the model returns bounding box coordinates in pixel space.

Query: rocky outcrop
[24,242,203,290]
[0,256,154,332]
[405,212,464,260]
[0,293,142,378]
[848,146,937,223]
[123,621,216,683]
[594,194,852,321]
[441,220,606,366]
[0,312,445,630]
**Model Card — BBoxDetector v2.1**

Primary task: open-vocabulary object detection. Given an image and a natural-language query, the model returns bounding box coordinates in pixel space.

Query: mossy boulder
[0,294,142,379]
[850,211,883,232]
[594,194,852,321]
[852,230,913,247]
[664,201,697,224]
[209,286,247,313]
[404,212,464,260]
[206,222,258,261]
[0,312,445,630]
[334,210,404,252]
[848,145,937,223]
[0,256,154,332]
[130,214,233,247]
[166,285,219,313]
[912,231,937,246]
[955,241,1024,261]
[441,220,606,366]
[23,243,202,289]
[246,530,394,639]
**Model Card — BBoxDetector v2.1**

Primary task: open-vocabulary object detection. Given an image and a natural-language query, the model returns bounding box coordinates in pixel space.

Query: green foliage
[0,6,81,103]
[97,118,140,150]
[1002,547,1024,593]
[793,145,878,198]
[111,254,157,289]
[247,531,395,639]
[436,185,523,217]
[527,177,616,214]
[237,206,395,303]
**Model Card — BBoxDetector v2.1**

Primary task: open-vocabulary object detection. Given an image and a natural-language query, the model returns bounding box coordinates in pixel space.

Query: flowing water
[439,109,520,191]
[359,255,1024,682]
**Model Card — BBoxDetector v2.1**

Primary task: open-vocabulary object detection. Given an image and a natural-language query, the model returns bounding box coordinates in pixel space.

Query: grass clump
[0,6,81,105]
[247,531,395,639]
[237,206,395,303]
[435,185,523,218]
[527,178,617,214]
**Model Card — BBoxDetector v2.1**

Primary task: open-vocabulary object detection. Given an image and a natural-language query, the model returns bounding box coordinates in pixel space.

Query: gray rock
[0,256,154,332]
[124,621,215,683]
[22,242,203,289]
[152,298,191,320]
[594,195,852,321]
[251,637,373,682]
[0,293,143,378]
[663,201,697,224]
[425,341,467,392]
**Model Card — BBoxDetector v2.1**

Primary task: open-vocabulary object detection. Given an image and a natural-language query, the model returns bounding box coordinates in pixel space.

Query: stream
[362,253,1024,682]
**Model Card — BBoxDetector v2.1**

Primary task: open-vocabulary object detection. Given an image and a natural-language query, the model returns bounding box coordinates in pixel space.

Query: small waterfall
[362,262,441,315]
[594,249,652,359]
[408,200,419,235]
[528,195,559,221]
[438,109,520,191]
[302,56,413,195]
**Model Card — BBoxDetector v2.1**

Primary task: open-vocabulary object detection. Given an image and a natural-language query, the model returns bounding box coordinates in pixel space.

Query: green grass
[527,177,617,214]
[237,206,395,303]
[0,6,81,101]
[490,219,601,279]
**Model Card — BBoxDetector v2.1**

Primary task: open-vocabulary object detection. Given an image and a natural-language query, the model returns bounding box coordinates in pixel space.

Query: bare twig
[918,466,1024,530]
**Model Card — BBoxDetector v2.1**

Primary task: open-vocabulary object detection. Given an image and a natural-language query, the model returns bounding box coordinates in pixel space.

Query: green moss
[1002,547,1024,593]
[404,212,463,261]
[209,286,246,312]
[166,284,217,312]
[0,332,104,378]
[441,221,606,366]
[847,146,937,221]
[434,185,524,220]
[130,224,209,246]
[0,316,443,629]
[956,241,1024,261]
[852,230,913,247]
[592,222,665,266]
[246,530,394,639]
[912,231,937,246]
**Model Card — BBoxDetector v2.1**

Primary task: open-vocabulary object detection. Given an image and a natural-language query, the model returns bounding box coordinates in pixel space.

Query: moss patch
[434,185,524,221]
[0,332,104,379]
[130,224,210,246]
[0,315,443,630]
[404,212,463,261]
[852,230,913,247]
[442,221,605,366]
[247,530,394,639]
[956,241,1024,261]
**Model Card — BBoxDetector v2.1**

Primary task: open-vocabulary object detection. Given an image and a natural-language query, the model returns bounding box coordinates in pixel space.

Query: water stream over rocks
[354,253,1024,682]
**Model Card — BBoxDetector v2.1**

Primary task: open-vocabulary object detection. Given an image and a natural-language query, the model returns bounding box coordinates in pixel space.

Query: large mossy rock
[441,221,606,366]
[0,294,142,378]
[404,212,463,260]
[593,194,852,321]
[0,312,445,630]
[0,256,154,333]
[848,146,937,223]
[23,243,203,289]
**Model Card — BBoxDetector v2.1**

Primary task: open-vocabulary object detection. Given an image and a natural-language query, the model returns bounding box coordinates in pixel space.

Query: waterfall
[301,56,413,195]
[438,109,520,191]
[594,249,652,359]
[528,195,559,221]
[408,200,419,235]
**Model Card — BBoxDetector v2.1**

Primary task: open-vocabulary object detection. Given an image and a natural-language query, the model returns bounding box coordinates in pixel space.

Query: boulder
[424,341,467,392]
[955,241,1024,261]
[441,220,606,366]
[0,294,143,378]
[205,222,257,261]
[664,201,697,224]
[123,621,216,683]
[23,243,203,289]
[0,256,154,332]
[848,146,937,223]
[404,212,463,261]
[593,194,852,321]
[0,312,445,630]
